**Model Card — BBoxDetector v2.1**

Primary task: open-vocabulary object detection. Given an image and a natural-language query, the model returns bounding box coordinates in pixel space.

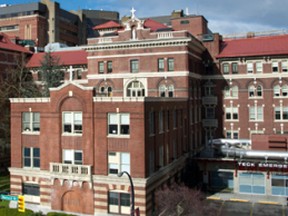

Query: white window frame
[62,149,83,165]
[282,61,288,72]
[274,85,281,97]
[62,112,82,135]
[225,107,239,121]
[247,62,253,73]
[256,62,263,73]
[226,130,239,139]
[108,113,130,137]
[249,106,264,121]
[22,112,40,133]
[272,61,279,72]
[23,147,40,169]
[108,152,130,175]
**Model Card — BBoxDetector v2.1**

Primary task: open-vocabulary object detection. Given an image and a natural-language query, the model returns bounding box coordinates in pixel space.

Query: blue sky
[3,0,288,35]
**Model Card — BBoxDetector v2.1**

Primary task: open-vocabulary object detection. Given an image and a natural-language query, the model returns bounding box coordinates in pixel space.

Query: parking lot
[207,200,288,216]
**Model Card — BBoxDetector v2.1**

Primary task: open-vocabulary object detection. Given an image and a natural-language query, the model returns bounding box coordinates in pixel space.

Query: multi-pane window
[256,62,263,73]
[108,152,130,174]
[206,107,215,119]
[168,58,174,71]
[247,62,253,73]
[22,112,40,132]
[23,147,40,168]
[225,107,238,120]
[248,85,263,97]
[109,192,130,214]
[224,86,238,98]
[271,174,288,196]
[226,131,239,139]
[282,61,288,72]
[239,172,265,194]
[62,112,82,134]
[108,113,130,135]
[158,58,164,72]
[63,149,82,164]
[130,59,139,73]
[159,85,166,97]
[126,81,145,97]
[23,184,40,196]
[249,106,263,121]
[98,61,104,73]
[222,63,229,74]
[107,61,113,73]
[232,63,238,74]
[274,85,281,97]
[283,85,288,97]
[273,85,288,97]
[272,61,279,72]
[275,107,288,120]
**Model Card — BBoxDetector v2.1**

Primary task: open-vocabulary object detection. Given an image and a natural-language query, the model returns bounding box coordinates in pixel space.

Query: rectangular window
[222,63,229,74]
[232,63,238,74]
[109,192,130,214]
[249,106,263,121]
[107,61,113,73]
[108,152,130,174]
[247,62,253,73]
[63,149,83,165]
[272,62,279,72]
[108,113,130,136]
[159,111,163,133]
[256,62,263,73]
[282,61,288,72]
[225,107,238,120]
[226,131,239,139]
[62,112,82,134]
[22,112,40,132]
[98,61,104,73]
[23,184,40,196]
[158,58,164,72]
[23,147,40,168]
[168,58,174,71]
[130,59,139,73]
[206,107,215,119]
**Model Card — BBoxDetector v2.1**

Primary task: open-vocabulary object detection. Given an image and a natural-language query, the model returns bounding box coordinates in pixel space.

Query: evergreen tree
[39,51,64,97]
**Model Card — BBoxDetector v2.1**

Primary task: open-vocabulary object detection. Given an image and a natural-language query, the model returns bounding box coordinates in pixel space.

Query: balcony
[202,119,218,128]
[202,96,218,105]
[50,163,92,176]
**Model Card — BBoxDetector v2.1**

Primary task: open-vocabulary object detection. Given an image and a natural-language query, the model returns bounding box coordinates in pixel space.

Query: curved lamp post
[117,171,135,216]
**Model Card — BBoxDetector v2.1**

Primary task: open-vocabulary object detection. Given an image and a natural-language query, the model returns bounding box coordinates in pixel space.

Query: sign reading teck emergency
[237,161,288,172]
[17,195,25,212]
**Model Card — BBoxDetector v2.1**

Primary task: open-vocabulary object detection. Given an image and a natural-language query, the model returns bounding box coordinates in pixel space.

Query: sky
[3,0,288,35]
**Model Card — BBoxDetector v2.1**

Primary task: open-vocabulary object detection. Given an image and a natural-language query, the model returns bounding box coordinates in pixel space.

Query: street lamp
[117,171,135,216]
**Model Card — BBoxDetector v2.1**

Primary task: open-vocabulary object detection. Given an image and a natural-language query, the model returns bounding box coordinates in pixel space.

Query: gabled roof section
[143,18,171,32]
[217,34,288,58]
[93,20,122,30]
[0,33,31,53]
[26,50,87,68]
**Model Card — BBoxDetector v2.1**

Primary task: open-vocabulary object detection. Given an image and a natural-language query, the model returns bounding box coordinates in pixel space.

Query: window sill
[248,97,263,99]
[23,167,40,170]
[107,134,130,139]
[62,133,82,137]
[22,131,40,135]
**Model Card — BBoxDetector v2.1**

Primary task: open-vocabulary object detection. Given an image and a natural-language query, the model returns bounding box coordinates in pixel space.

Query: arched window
[127,81,145,97]
[231,86,238,98]
[168,85,174,97]
[282,85,288,97]
[224,86,230,98]
[159,85,166,97]
[256,85,263,97]
[248,85,255,97]
[274,85,280,97]
[99,86,112,97]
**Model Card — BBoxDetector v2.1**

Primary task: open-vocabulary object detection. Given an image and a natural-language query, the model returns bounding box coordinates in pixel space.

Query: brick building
[0,0,119,47]
[9,10,207,215]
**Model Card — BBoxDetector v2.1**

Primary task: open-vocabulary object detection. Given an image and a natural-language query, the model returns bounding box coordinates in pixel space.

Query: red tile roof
[26,50,87,68]
[217,34,288,58]
[143,18,169,31]
[0,33,31,54]
[93,20,122,30]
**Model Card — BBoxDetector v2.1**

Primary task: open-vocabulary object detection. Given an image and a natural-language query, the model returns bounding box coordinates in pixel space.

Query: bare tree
[155,184,215,216]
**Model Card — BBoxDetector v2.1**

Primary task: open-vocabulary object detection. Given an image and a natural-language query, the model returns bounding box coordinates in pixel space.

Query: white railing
[50,163,91,176]
[157,32,173,39]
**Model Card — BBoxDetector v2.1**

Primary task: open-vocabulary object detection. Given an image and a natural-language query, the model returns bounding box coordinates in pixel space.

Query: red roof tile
[26,50,87,68]
[0,33,31,54]
[143,18,169,32]
[217,34,288,58]
[93,20,122,30]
